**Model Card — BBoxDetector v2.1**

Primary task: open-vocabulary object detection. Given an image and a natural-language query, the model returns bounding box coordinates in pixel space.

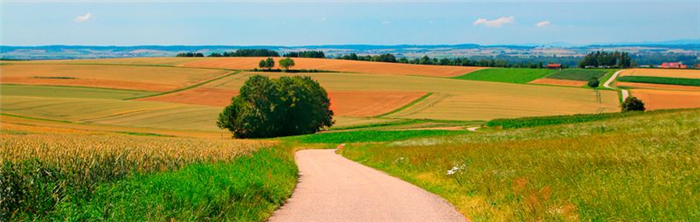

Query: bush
[588,77,600,88]
[622,96,645,112]
[217,75,334,138]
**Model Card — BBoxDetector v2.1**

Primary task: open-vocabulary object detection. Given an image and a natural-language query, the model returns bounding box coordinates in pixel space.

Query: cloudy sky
[2,1,699,46]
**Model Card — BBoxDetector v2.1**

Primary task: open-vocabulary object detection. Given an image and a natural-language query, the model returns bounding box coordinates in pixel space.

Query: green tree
[588,77,600,88]
[265,57,275,70]
[279,57,295,71]
[258,59,267,70]
[622,96,645,112]
[217,75,333,138]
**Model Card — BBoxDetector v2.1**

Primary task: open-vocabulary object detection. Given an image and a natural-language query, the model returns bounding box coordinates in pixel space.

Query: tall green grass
[52,147,297,221]
[454,68,556,84]
[341,109,700,221]
[617,76,700,86]
[485,110,674,129]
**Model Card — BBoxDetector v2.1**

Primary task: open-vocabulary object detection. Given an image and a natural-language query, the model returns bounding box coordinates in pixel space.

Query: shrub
[622,96,645,112]
[217,75,334,138]
[588,77,600,88]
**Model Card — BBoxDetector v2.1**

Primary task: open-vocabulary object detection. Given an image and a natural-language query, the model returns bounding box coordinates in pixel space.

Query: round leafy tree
[217,75,334,138]
[588,77,600,88]
[622,96,645,112]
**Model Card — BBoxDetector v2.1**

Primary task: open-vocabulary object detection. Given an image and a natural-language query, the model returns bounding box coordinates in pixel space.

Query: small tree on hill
[588,77,600,88]
[265,57,275,70]
[279,57,295,71]
[258,59,267,70]
[217,75,333,138]
[622,96,645,112]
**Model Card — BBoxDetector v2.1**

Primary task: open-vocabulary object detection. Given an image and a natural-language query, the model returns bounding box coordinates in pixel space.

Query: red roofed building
[546,63,562,70]
[660,62,687,69]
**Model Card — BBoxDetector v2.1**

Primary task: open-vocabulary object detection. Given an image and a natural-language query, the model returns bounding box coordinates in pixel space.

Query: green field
[486,110,659,129]
[287,130,470,143]
[617,76,700,86]
[0,84,154,99]
[454,68,556,84]
[339,109,700,221]
[546,69,608,81]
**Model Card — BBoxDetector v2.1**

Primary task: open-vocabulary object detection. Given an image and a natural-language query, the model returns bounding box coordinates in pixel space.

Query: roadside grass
[285,129,470,144]
[483,110,692,129]
[453,68,556,84]
[341,109,700,221]
[0,123,294,221]
[0,84,155,100]
[617,76,700,86]
[546,69,607,81]
[52,146,297,221]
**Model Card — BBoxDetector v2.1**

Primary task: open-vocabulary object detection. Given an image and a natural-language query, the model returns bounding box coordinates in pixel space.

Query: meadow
[0,122,294,221]
[453,68,556,84]
[545,69,608,81]
[617,76,700,86]
[339,109,700,221]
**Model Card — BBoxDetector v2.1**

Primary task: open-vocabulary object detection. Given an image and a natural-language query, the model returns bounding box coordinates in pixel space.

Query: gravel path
[269,149,467,222]
[604,70,629,101]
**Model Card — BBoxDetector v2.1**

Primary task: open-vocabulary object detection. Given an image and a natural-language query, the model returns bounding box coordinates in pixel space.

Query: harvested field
[141,88,425,118]
[179,57,485,77]
[328,91,426,117]
[138,87,238,107]
[0,84,154,100]
[0,64,228,92]
[630,89,700,110]
[546,69,608,81]
[621,68,700,79]
[200,71,620,121]
[529,78,587,87]
[616,82,700,91]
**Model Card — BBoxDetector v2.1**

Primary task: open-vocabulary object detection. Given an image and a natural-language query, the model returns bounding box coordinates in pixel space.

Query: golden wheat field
[630,89,700,110]
[0,64,229,92]
[620,68,700,79]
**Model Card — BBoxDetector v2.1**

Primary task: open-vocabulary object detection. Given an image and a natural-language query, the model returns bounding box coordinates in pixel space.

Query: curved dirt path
[604,70,629,101]
[269,149,467,222]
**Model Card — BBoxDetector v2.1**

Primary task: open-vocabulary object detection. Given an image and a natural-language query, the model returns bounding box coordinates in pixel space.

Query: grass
[340,109,700,221]
[617,76,700,86]
[0,122,285,221]
[453,68,556,84]
[286,130,470,144]
[484,110,679,129]
[0,84,154,100]
[51,147,297,221]
[546,69,607,81]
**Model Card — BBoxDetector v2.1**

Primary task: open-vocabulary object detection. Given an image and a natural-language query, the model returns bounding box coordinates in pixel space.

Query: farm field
[179,57,486,77]
[620,68,700,79]
[338,109,700,221]
[529,78,587,87]
[616,81,700,91]
[629,89,700,110]
[0,63,230,92]
[454,68,556,84]
[545,69,608,81]
[1,84,154,99]
[617,76,700,86]
[0,122,295,221]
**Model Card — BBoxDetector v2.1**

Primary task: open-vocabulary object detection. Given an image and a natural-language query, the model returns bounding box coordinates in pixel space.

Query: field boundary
[125,70,241,100]
[374,92,434,118]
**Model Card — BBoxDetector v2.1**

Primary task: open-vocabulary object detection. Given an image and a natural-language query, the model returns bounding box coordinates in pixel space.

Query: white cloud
[473,16,514,28]
[75,13,91,22]
[536,21,551,28]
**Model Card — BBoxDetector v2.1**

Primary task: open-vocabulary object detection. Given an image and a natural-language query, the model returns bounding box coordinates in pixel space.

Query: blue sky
[2,1,699,46]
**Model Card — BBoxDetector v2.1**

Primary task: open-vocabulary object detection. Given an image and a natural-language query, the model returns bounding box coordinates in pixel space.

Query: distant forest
[172,48,698,68]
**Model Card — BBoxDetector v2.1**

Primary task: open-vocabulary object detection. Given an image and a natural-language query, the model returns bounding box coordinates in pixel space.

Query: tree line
[283,51,325,58]
[175,52,204,57]
[209,49,280,57]
[337,53,563,68]
[578,51,632,68]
